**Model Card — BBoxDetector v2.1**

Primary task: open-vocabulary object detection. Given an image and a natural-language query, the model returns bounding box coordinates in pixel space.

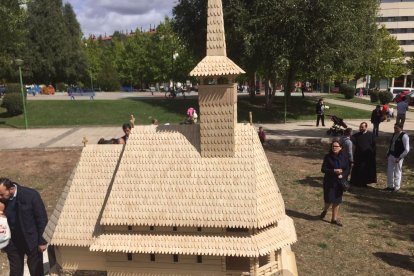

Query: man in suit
[0,177,48,276]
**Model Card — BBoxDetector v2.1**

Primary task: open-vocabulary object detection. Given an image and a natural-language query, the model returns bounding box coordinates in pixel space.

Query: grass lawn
[0,96,371,128]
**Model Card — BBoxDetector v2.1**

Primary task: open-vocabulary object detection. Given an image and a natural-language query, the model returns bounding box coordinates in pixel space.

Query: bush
[340,84,354,99]
[6,83,22,93]
[369,89,379,103]
[1,93,24,115]
[56,82,68,92]
[378,91,393,104]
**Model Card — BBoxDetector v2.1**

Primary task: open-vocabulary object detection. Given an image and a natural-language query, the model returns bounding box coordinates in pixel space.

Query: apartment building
[379,0,414,87]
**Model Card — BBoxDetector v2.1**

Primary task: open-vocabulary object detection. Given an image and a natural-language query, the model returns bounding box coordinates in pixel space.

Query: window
[128,225,132,231]
[197,255,203,263]
[173,254,179,262]
[127,253,132,261]
[150,226,154,231]
[197,227,202,232]
[150,254,155,262]
[173,226,177,231]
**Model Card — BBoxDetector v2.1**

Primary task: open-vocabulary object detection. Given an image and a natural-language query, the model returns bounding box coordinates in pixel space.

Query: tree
[62,3,87,84]
[365,26,406,85]
[0,0,26,81]
[172,0,381,103]
[97,55,120,91]
[25,0,85,84]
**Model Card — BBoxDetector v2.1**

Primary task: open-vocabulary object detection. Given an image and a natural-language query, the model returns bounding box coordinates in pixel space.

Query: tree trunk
[249,72,256,99]
[285,65,297,102]
[264,77,271,109]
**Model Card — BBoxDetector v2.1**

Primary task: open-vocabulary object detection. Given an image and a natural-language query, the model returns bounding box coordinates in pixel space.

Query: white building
[379,0,414,87]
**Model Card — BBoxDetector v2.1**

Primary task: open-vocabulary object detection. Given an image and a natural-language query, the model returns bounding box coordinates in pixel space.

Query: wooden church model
[44,0,298,275]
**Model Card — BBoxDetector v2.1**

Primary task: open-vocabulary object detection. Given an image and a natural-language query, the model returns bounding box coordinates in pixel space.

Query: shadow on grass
[297,176,324,188]
[286,209,320,221]
[373,252,414,273]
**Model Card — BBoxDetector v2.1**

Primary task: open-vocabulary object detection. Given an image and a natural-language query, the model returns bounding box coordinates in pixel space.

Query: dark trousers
[396,114,406,128]
[373,123,379,137]
[5,239,44,276]
[316,114,325,126]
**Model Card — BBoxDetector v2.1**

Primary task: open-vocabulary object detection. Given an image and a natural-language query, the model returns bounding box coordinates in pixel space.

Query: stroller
[326,115,348,136]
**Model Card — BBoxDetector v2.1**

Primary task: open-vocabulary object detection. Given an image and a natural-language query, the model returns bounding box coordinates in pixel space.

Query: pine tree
[0,0,26,81]
[62,3,87,84]
[25,0,85,84]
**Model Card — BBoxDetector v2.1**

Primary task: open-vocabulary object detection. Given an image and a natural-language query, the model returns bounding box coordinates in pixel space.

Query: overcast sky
[65,0,177,36]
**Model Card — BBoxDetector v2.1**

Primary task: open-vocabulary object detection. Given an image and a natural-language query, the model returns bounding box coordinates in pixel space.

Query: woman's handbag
[339,178,350,192]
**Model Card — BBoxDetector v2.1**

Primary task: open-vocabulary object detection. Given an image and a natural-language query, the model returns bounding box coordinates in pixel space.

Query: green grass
[317,242,328,249]
[324,93,378,106]
[0,96,372,128]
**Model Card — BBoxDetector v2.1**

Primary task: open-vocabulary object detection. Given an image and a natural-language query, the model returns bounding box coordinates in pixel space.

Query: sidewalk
[0,97,412,150]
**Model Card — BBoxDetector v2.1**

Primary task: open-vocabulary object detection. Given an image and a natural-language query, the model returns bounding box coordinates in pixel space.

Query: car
[26,85,41,96]
[387,87,414,99]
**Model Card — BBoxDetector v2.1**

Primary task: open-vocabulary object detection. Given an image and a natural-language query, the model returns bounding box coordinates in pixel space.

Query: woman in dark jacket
[370,105,382,137]
[320,140,350,226]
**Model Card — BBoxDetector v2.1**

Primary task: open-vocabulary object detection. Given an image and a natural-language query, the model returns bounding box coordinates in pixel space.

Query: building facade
[379,0,414,87]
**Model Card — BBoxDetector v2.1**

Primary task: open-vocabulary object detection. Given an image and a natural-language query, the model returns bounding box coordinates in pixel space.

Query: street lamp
[15,59,28,129]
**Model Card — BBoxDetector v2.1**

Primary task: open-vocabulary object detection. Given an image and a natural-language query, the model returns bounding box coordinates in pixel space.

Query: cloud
[65,0,177,36]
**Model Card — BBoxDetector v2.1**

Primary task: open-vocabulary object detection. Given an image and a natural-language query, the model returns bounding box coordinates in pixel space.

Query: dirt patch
[265,142,414,275]
[0,148,81,273]
[0,145,413,275]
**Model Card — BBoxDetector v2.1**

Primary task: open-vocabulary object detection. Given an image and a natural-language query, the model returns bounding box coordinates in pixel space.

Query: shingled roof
[90,216,296,257]
[44,145,124,246]
[45,124,293,249]
[100,124,285,229]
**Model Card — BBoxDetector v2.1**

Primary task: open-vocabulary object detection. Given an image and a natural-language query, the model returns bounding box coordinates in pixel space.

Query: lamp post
[15,59,28,129]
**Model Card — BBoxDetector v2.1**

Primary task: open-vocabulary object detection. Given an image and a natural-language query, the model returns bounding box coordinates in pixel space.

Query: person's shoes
[331,220,343,227]
[322,125,325,127]
[392,188,400,193]
[383,187,393,191]
[320,210,327,219]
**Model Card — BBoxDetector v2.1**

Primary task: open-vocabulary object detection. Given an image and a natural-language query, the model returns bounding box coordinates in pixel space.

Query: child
[0,201,11,249]
[258,126,266,144]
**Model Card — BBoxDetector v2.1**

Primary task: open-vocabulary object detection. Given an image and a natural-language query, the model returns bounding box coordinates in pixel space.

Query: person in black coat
[320,141,350,226]
[370,105,382,137]
[0,178,48,276]
[350,122,377,187]
[315,98,325,127]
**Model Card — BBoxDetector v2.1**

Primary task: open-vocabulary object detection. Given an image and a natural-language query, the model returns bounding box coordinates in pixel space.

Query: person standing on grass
[371,105,382,137]
[340,128,353,170]
[385,123,410,192]
[350,122,377,187]
[396,97,409,128]
[0,177,48,276]
[315,98,325,127]
[320,140,350,227]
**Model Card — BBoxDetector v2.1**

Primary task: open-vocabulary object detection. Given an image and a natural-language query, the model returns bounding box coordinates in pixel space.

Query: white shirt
[0,216,10,249]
